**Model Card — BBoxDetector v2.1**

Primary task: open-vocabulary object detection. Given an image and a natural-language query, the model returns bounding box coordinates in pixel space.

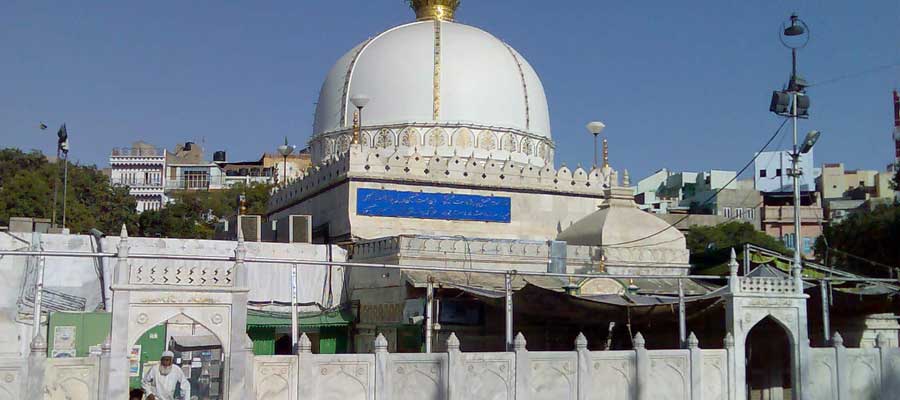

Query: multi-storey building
[754,150,823,255]
[817,163,895,223]
[109,142,167,212]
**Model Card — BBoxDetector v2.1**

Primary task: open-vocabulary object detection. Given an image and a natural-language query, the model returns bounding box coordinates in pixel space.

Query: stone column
[513,333,529,400]
[297,333,315,400]
[833,332,849,400]
[446,333,463,400]
[96,335,112,399]
[374,333,390,400]
[687,333,702,400]
[875,333,892,399]
[25,333,47,399]
[634,333,650,400]
[724,333,736,400]
[106,224,132,399]
[575,333,591,400]
[229,231,253,400]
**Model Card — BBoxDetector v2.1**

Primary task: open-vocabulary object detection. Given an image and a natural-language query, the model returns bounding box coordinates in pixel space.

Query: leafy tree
[137,182,273,239]
[0,148,138,234]
[815,203,900,278]
[687,221,791,269]
[892,162,900,191]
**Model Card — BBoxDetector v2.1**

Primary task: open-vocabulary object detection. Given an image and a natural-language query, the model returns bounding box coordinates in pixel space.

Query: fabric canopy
[170,335,221,351]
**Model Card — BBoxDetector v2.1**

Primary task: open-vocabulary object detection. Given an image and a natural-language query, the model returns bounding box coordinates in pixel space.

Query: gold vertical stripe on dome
[432,19,441,120]
[503,43,530,130]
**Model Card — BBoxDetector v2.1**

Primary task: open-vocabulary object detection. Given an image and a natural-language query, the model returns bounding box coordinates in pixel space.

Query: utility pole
[769,14,820,292]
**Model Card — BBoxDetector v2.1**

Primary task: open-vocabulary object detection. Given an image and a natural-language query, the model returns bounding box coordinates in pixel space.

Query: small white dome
[312,20,551,140]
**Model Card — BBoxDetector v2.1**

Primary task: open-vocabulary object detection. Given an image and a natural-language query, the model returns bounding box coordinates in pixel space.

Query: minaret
[409,0,459,21]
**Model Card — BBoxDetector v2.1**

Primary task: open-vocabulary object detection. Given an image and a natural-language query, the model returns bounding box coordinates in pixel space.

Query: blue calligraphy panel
[356,188,511,223]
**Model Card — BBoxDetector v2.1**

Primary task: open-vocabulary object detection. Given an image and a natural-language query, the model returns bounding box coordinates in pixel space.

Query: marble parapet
[268,145,617,214]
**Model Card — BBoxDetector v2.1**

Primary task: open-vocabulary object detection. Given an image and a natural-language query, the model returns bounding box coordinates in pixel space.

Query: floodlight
[799,130,820,154]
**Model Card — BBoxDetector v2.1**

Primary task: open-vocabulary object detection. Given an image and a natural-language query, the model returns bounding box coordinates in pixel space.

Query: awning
[246,308,354,328]
[170,335,221,351]
[403,269,714,297]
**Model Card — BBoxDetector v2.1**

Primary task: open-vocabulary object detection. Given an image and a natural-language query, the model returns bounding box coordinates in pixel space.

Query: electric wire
[602,118,790,248]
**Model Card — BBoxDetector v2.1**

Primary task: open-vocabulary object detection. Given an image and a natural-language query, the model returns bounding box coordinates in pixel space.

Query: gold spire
[408,0,459,21]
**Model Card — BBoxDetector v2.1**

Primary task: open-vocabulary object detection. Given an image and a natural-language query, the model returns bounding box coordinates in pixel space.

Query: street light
[350,94,371,145]
[769,13,815,293]
[277,136,295,187]
[586,121,606,169]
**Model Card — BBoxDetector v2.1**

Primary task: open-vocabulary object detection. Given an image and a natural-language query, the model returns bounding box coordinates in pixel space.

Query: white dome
[312,20,551,140]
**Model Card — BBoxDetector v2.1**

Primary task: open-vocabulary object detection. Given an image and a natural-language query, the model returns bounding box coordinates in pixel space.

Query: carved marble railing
[351,235,598,269]
[309,123,556,166]
[268,146,619,213]
[129,263,234,287]
[739,276,795,294]
[251,331,732,400]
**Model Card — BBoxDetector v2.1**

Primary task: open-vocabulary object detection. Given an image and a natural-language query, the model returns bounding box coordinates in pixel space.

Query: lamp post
[586,121,606,169]
[350,95,371,145]
[769,13,820,292]
[277,136,295,187]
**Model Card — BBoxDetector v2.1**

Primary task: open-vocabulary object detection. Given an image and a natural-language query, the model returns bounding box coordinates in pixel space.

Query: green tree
[137,182,273,239]
[814,203,900,278]
[686,221,791,269]
[892,162,900,191]
[0,148,138,234]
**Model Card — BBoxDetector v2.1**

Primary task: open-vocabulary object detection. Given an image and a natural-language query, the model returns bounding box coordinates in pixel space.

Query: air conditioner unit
[275,215,312,243]
[238,215,262,242]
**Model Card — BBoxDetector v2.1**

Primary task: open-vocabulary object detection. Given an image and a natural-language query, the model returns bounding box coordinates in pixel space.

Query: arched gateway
[724,250,811,400]
[104,226,253,399]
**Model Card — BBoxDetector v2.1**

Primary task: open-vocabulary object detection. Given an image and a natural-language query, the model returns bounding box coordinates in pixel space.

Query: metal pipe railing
[2,248,898,283]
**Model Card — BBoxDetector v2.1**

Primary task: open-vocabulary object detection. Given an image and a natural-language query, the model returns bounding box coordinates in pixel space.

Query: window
[736,208,744,219]
[775,169,782,177]
[723,207,732,218]
[746,209,754,220]
[803,238,813,254]
[759,169,767,178]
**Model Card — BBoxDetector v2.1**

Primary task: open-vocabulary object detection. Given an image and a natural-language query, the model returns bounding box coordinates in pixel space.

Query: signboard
[356,188,511,222]
[129,345,142,377]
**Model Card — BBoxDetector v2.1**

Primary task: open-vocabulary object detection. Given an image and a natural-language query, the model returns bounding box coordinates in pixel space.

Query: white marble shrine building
[262,1,900,399]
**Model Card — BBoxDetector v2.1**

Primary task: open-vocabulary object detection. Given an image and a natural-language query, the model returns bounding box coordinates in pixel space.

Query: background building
[109,141,167,212]
[817,162,895,222]
[635,169,761,227]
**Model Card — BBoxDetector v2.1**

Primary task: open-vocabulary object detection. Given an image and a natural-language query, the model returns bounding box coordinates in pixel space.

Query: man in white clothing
[141,351,191,400]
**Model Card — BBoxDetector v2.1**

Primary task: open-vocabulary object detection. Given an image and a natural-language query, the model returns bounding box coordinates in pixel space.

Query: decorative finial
[724,332,734,348]
[447,332,460,351]
[622,169,630,186]
[876,333,889,348]
[120,223,128,239]
[729,248,739,275]
[298,333,312,353]
[575,332,588,350]
[602,138,609,168]
[352,110,361,144]
[408,0,459,21]
[687,332,699,349]
[832,331,844,347]
[633,332,645,349]
[31,334,47,354]
[514,332,527,351]
[374,333,388,352]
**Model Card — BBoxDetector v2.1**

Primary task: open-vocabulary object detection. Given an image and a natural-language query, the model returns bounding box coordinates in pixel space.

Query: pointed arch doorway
[746,316,794,400]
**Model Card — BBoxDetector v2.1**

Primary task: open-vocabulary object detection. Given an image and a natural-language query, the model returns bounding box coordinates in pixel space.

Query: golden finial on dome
[408,0,459,21]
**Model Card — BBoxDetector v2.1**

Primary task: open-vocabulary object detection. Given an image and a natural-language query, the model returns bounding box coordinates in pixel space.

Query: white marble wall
[247,331,741,400]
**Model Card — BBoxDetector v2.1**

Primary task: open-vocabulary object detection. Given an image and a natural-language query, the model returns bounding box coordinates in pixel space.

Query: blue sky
[2,1,898,181]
